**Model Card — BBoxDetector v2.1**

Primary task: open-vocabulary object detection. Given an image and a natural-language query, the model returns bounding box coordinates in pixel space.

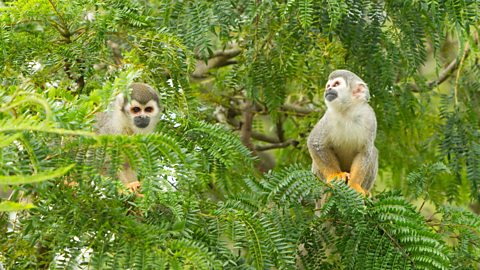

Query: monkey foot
[326,172,350,183]
[325,174,367,196]
[348,182,367,196]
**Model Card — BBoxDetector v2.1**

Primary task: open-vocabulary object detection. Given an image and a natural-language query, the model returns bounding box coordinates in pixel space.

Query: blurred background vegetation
[0,0,479,269]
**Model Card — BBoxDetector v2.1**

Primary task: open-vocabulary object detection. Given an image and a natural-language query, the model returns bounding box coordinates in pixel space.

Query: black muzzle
[134,116,150,128]
[324,89,338,102]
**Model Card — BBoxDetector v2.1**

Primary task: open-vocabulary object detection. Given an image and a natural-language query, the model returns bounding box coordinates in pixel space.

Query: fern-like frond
[185,121,253,169]
[263,164,320,204]
[301,185,451,270]
[440,206,480,269]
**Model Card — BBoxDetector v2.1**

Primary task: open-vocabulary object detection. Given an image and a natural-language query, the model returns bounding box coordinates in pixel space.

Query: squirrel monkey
[96,83,162,191]
[307,70,378,195]
[96,83,162,135]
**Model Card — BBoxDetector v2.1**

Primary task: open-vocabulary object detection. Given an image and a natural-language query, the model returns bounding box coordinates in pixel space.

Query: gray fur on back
[95,112,113,134]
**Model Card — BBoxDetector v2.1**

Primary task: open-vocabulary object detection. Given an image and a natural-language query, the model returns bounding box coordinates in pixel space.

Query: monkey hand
[326,172,350,183]
[126,181,144,198]
[127,181,142,193]
[63,180,78,187]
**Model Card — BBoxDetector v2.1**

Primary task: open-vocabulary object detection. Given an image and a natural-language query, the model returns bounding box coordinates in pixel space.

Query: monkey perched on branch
[96,83,162,190]
[307,70,378,195]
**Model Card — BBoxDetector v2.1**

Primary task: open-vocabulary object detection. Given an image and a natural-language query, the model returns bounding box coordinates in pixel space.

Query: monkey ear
[352,82,370,101]
[114,93,126,110]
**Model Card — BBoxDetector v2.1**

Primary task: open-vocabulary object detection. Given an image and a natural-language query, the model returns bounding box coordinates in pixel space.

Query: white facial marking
[124,100,160,134]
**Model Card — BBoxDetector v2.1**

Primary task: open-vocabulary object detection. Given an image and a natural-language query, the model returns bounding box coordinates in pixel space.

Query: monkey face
[125,99,161,133]
[324,70,370,112]
[325,77,347,102]
[104,84,162,135]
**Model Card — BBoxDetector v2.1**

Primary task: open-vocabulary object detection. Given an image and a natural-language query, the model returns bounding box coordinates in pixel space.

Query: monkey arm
[348,107,378,194]
[307,118,349,182]
[348,146,377,194]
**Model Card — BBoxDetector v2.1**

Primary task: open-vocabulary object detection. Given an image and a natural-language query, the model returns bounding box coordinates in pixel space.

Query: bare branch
[192,48,242,78]
[411,34,477,92]
[255,139,299,151]
[427,52,466,89]
[281,104,318,115]
[251,131,280,144]
[275,116,285,142]
[240,101,255,151]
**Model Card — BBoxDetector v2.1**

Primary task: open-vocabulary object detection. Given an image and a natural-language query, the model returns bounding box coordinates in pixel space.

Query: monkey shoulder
[310,115,329,133]
[307,116,329,147]
[95,110,128,134]
[94,112,111,134]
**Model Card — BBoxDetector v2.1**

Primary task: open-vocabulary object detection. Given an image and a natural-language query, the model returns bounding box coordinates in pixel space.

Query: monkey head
[324,69,370,111]
[115,83,162,134]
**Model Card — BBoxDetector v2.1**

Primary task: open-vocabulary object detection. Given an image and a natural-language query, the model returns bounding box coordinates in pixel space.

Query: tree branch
[411,35,477,92]
[280,104,318,115]
[275,116,285,142]
[191,48,241,78]
[427,52,466,89]
[255,139,299,151]
[240,101,255,152]
[251,131,280,144]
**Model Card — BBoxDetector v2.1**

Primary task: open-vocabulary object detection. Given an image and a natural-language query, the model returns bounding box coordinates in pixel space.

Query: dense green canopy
[1,0,479,269]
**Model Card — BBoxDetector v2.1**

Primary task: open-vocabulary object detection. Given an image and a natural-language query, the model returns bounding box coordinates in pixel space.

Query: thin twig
[453,42,469,105]
[281,104,318,115]
[255,139,299,151]
[418,200,426,212]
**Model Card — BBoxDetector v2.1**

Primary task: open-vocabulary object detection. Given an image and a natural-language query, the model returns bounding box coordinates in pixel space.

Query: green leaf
[0,164,75,185]
[0,201,35,212]
[0,133,22,148]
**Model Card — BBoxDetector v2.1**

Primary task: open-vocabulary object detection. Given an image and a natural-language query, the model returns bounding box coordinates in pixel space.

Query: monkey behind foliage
[96,83,161,135]
[95,83,162,190]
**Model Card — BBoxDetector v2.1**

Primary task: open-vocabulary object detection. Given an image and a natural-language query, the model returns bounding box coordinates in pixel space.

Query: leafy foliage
[301,184,451,269]
[1,0,480,268]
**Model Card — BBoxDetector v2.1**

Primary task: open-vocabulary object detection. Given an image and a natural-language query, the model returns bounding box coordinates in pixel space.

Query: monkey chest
[329,119,369,169]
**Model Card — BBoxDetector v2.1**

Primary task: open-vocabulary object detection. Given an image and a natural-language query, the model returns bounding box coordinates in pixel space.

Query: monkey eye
[333,81,340,87]
[144,106,153,113]
[131,107,141,113]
